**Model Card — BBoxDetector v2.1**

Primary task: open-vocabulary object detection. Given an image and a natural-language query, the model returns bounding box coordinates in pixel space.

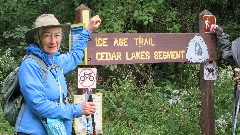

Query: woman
[16,14,101,134]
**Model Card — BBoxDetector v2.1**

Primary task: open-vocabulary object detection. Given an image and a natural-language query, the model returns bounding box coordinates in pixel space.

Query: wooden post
[75,4,91,27]
[75,4,91,95]
[199,9,215,135]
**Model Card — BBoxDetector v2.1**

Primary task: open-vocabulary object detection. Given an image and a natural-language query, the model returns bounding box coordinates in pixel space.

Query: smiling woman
[14,14,101,135]
[39,27,63,55]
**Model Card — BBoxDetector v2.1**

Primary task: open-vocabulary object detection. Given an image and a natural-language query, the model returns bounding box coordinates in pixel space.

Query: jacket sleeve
[59,29,92,74]
[19,58,83,120]
[216,34,235,65]
[217,34,240,67]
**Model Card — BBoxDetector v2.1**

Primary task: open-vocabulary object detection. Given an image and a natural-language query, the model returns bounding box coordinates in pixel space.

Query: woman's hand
[86,15,101,32]
[210,24,224,36]
[81,102,97,115]
[210,24,217,33]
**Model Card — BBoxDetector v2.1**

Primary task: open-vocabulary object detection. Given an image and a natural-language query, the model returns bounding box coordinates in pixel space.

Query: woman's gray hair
[33,28,43,46]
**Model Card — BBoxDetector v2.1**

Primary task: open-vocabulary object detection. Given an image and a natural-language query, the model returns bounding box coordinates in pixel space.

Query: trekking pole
[86,88,96,135]
[233,92,240,135]
[88,93,96,135]
[233,68,240,135]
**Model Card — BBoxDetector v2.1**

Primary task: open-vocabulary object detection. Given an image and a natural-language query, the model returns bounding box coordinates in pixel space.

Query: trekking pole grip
[234,68,240,85]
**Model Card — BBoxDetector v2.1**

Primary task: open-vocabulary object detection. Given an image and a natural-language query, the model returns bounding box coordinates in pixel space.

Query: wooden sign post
[75,4,91,95]
[74,4,217,135]
[199,10,216,135]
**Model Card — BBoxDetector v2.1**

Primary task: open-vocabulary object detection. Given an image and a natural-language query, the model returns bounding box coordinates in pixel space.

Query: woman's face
[40,27,62,55]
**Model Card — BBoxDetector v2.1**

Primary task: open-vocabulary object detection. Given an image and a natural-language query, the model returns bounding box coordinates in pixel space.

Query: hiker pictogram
[203,15,216,33]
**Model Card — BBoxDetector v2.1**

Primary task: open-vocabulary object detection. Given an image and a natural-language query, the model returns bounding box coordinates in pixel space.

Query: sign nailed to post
[204,61,217,80]
[78,68,97,88]
[84,33,217,65]
[69,23,84,50]
[203,15,216,33]
[73,93,103,134]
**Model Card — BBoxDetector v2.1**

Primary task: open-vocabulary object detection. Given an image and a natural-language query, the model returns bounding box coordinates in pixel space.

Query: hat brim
[25,24,71,44]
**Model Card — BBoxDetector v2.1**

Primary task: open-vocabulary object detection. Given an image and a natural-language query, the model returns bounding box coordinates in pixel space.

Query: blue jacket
[15,29,92,134]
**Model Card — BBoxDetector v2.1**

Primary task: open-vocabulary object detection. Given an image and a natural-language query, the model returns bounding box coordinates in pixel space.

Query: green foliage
[101,76,201,135]
[214,65,234,135]
[3,25,29,58]
[223,22,240,40]
[98,64,235,135]
[88,0,165,33]
[0,49,18,87]
[0,106,13,135]
[0,50,17,134]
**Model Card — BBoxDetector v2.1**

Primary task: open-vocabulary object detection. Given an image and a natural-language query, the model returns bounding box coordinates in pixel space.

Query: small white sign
[69,23,84,50]
[204,61,217,80]
[78,68,97,88]
[73,93,103,134]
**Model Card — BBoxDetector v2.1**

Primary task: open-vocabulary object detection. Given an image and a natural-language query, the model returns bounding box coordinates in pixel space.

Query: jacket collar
[26,44,60,66]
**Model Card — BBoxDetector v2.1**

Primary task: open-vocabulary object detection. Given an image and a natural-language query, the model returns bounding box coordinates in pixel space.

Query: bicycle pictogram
[80,72,95,81]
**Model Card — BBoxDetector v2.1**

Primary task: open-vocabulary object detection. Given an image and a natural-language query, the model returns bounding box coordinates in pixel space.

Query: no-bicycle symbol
[78,68,97,88]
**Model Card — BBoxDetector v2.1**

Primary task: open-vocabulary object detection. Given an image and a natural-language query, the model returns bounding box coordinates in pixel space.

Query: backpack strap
[15,54,58,134]
[15,99,25,134]
[26,55,58,81]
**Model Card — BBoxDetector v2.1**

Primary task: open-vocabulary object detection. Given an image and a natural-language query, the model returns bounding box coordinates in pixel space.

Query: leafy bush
[0,49,17,134]
[99,64,236,135]
[214,65,235,135]
[101,73,202,135]
[0,48,18,88]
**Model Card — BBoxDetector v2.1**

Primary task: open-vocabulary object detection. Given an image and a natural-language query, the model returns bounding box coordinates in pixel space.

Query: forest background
[0,0,240,134]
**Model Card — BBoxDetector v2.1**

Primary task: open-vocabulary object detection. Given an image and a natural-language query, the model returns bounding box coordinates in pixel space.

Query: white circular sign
[78,68,97,88]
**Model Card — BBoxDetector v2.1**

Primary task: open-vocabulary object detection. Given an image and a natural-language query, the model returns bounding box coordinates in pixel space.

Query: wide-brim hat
[25,14,71,44]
